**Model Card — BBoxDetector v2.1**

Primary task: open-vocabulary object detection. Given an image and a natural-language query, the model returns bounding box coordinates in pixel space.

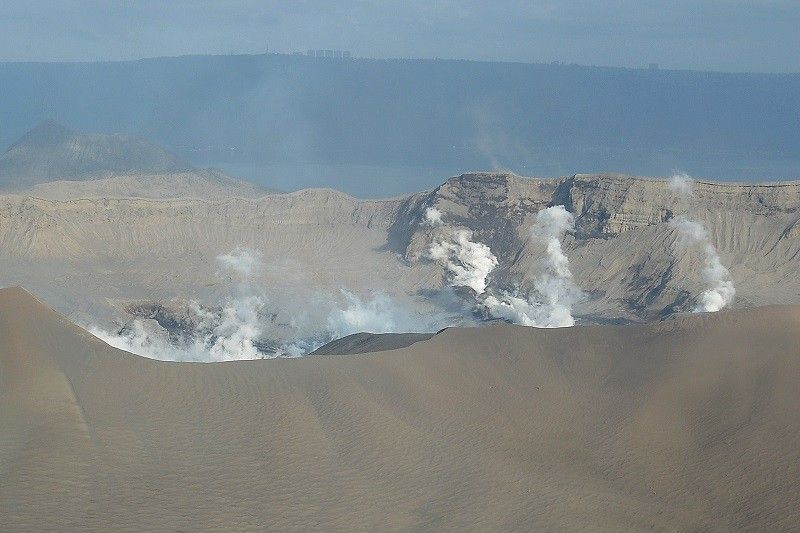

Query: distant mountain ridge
[21,168,272,200]
[0,121,188,188]
[1,54,799,195]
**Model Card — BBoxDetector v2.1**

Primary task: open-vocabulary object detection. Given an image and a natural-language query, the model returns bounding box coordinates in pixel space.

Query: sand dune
[2,286,799,530]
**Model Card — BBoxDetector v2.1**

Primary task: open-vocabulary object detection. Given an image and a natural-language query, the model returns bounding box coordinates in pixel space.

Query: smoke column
[668,172,694,196]
[90,247,271,361]
[424,206,443,227]
[327,290,436,338]
[217,247,263,277]
[428,229,498,294]
[669,216,735,312]
[667,172,736,312]
[484,205,581,327]
[93,250,456,360]
[190,295,266,360]
[88,294,267,362]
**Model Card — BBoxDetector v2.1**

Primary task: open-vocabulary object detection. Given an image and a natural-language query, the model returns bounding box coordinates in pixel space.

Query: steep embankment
[399,172,800,319]
[0,188,422,332]
[310,331,434,355]
[1,286,799,530]
[1,172,799,336]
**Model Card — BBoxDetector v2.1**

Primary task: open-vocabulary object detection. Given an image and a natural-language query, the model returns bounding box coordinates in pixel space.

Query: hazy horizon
[5,49,800,77]
[2,52,799,196]
[2,1,800,74]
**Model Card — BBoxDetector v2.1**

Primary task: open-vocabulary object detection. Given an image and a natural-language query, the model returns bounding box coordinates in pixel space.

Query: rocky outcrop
[1,171,800,331]
[398,172,800,320]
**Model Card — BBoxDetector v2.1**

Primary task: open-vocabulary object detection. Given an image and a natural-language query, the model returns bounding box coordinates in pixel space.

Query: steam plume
[191,296,266,360]
[670,216,735,312]
[483,292,577,328]
[89,321,191,361]
[668,172,694,196]
[90,294,269,362]
[205,247,267,358]
[90,247,271,361]
[327,290,433,338]
[429,229,498,294]
[423,207,443,227]
[667,172,735,313]
[483,206,581,327]
[217,247,263,277]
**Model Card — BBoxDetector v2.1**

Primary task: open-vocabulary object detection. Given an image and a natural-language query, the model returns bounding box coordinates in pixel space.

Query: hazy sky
[1,1,798,72]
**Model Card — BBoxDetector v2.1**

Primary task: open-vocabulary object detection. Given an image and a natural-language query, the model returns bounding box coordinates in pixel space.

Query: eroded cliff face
[0,188,402,260]
[0,187,427,341]
[400,173,555,268]
[1,172,799,334]
[399,172,800,321]
[567,174,800,236]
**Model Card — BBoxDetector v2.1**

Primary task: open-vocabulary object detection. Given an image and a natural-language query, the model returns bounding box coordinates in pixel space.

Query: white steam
[205,249,266,359]
[274,339,321,358]
[483,206,581,327]
[668,172,695,196]
[90,247,273,361]
[667,172,735,313]
[483,291,574,328]
[89,321,189,361]
[670,216,735,312]
[217,247,263,277]
[327,290,433,338]
[423,207,444,227]
[429,229,498,294]
[531,205,575,280]
[90,295,268,362]
[91,250,445,361]
[424,206,581,328]
[191,296,266,360]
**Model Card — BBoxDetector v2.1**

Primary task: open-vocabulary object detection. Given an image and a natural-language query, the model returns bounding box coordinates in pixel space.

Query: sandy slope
[2,286,799,531]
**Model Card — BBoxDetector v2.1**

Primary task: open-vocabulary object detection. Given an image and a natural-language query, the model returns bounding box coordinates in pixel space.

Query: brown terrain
[1,286,799,530]
[2,124,799,529]
[1,170,799,348]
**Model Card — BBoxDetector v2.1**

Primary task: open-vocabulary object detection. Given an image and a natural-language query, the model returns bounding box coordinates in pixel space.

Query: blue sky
[1,1,798,72]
